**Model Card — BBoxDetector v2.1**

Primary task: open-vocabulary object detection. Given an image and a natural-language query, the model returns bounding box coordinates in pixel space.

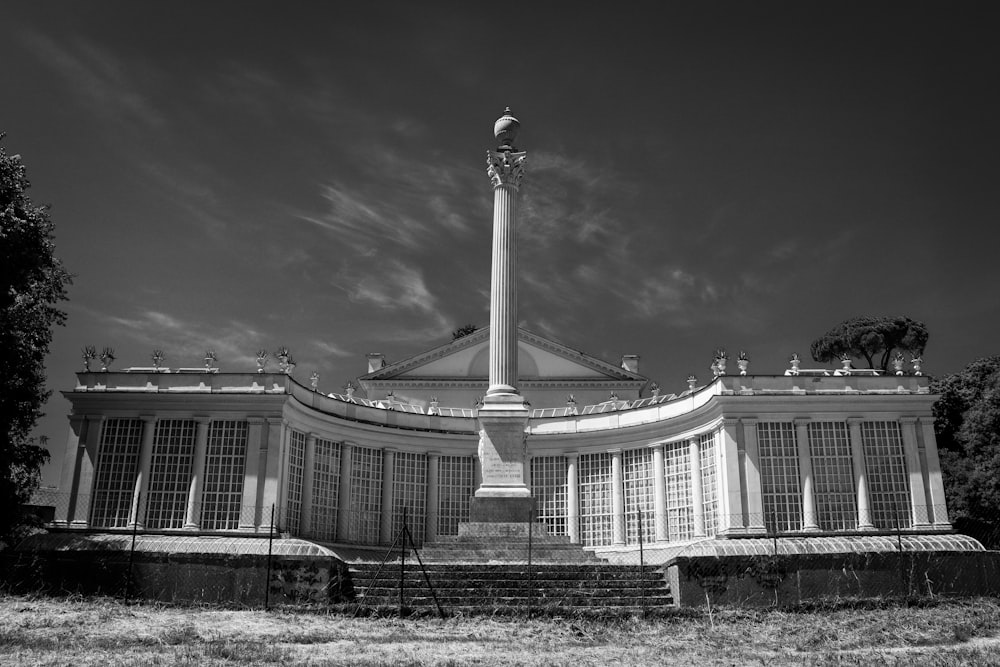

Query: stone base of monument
[420,517,601,564]
[469,496,533,523]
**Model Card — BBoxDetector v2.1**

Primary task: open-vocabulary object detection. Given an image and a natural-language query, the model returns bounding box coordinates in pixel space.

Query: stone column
[184,417,210,530]
[128,416,156,529]
[919,418,951,527]
[900,418,930,527]
[260,418,283,532]
[690,438,705,537]
[652,444,668,542]
[848,418,876,530]
[56,415,87,526]
[566,453,580,544]
[300,434,317,537]
[72,415,104,528]
[611,450,625,545]
[795,419,820,531]
[741,419,767,534]
[380,448,396,544]
[337,442,354,541]
[239,417,265,529]
[718,420,745,535]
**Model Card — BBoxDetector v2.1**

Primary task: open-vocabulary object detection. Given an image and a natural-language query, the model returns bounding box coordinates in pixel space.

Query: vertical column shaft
[184,418,210,530]
[849,418,875,530]
[719,420,745,534]
[611,450,625,545]
[741,419,766,534]
[240,417,265,529]
[566,453,580,544]
[300,434,317,537]
[488,183,519,395]
[129,416,156,528]
[72,415,104,527]
[796,419,820,531]
[919,418,950,527]
[56,415,86,526]
[653,444,668,542]
[900,418,929,526]
[260,418,283,531]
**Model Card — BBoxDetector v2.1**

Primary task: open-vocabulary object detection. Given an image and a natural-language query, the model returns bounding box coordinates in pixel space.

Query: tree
[809,316,928,371]
[451,324,478,340]
[932,356,1000,546]
[0,134,71,549]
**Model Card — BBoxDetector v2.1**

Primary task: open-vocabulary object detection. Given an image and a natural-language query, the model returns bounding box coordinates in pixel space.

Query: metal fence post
[527,505,533,619]
[638,509,646,618]
[400,506,407,616]
[265,504,275,610]
[125,491,140,600]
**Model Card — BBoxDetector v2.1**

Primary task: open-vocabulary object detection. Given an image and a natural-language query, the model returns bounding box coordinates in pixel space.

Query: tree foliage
[932,357,1000,539]
[809,316,928,371]
[0,134,71,548]
[451,324,478,340]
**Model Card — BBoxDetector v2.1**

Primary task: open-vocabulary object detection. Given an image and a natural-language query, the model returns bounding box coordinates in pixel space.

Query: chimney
[366,352,385,373]
[621,354,639,374]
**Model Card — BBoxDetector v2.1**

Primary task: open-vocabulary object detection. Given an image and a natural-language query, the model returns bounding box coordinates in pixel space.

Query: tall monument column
[471,108,532,522]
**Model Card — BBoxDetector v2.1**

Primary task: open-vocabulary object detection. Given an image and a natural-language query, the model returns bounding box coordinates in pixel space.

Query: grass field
[3,595,1000,665]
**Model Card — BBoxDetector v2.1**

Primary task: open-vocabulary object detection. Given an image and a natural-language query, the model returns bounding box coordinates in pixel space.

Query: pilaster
[796,418,820,531]
[337,442,354,541]
[184,417,210,530]
[900,417,930,527]
[260,418,283,531]
[652,444,668,542]
[128,415,156,529]
[71,415,104,527]
[919,418,951,527]
[611,449,625,545]
[718,420,746,534]
[689,438,705,538]
[239,417,265,529]
[741,419,766,534]
[566,452,580,544]
[300,434,317,537]
[380,448,396,544]
[848,418,876,530]
[55,414,86,526]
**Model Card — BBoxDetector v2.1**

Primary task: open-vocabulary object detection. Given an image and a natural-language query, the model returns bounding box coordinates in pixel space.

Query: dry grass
[2,595,1000,665]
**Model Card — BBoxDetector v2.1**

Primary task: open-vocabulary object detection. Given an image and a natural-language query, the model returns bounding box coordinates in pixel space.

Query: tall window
[808,421,857,531]
[437,455,473,536]
[350,446,383,544]
[284,430,306,534]
[392,452,427,545]
[310,439,341,541]
[146,419,196,529]
[862,421,911,529]
[532,456,568,536]
[664,441,692,541]
[200,420,247,531]
[578,453,613,546]
[757,422,802,533]
[90,418,143,528]
[623,448,655,545]
[699,433,719,537]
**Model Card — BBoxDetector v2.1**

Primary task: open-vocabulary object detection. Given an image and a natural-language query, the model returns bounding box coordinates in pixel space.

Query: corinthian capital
[487,150,527,189]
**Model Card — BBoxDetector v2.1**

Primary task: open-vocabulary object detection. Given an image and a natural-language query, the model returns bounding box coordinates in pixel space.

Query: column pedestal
[471,400,533,523]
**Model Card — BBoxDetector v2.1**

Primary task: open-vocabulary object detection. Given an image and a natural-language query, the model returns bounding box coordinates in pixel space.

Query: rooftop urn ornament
[650,382,660,397]
[788,353,801,376]
[204,350,217,371]
[81,345,96,372]
[344,381,356,400]
[100,347,115,372]
[275,347,290,373]
[839,353,853,375]
[893,351,906,376]
[309,371,319,391]
[285,355,296,376]
[911,356,923,376]
[429,396,439,415]
[714,348,728,377]
[737,351,749,376]
[687,374,698,391]
[151,349,164,371]
[256,349,268,373]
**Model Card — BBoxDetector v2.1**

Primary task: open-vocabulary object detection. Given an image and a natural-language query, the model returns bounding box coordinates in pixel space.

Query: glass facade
[808,421,857,531]
[578,452,613,546]
[200,420,248,530]
[757,422,802,533]
[145,420,196,529]
[861,421,911,529]
[90,418,143,528]
[310,438,341,541]
[531,456,569,536]
[437,455,473,537]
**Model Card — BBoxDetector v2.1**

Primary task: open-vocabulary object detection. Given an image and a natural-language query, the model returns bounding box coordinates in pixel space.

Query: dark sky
[3,3,998,485]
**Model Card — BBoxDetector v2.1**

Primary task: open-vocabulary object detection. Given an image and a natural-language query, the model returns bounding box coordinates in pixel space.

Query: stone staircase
[347,563,673,615]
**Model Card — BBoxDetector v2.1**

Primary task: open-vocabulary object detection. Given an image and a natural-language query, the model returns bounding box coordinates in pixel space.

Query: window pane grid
[700,433,719,537]
[437,455,473,536]
[91,418,143,528]
[392,452,427,545]
[310,439,341,541]
[579,453,613,547]
[532,456,568,537]
[350,446,382,544]
[284,430,305,534]
[808,421,857,531]
[758,422,802,533]
[623,448,655,545]
[146,420,196,530]
[200,420,247,530]
[862,421,911,529]
[664,441,692,541]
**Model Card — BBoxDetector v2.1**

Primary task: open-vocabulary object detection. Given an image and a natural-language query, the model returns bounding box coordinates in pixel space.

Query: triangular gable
[359,327,646,383]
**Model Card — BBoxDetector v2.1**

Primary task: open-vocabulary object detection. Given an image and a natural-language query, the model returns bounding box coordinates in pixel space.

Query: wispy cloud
[20,30,164,129]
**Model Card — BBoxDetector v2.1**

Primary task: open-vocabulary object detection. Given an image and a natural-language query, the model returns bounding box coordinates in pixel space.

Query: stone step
[355,595,674,608]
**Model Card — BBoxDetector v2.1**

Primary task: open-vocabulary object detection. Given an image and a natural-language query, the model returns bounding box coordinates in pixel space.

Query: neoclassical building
[52,109,953,558]
[54,332,951,553]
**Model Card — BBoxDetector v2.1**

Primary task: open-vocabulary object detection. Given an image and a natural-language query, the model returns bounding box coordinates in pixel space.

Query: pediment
[359,327,645,383]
